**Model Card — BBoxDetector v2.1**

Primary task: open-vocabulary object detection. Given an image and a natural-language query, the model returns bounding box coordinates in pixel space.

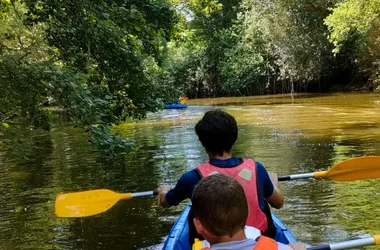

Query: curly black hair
[195,110,238,156]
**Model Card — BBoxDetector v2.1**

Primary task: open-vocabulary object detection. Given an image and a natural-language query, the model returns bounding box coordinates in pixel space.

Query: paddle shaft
[278,171,328,181]
[119,190,158,201]
[278,173,314,181]
[130,190,158,198]
[307,235,380,250]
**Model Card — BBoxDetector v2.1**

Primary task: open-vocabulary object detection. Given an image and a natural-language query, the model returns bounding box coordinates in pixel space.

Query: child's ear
[193,218,204,234]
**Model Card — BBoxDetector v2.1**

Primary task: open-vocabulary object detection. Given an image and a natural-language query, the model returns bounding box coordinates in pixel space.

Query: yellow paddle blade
[315,156,380,181]
[55,189,131,218]
[375,235,380,245]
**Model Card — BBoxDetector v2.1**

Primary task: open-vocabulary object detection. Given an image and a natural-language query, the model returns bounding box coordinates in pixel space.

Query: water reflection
[0,93,380,249]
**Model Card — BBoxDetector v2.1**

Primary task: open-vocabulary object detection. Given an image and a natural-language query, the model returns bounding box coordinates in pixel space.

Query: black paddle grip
[307,245,331,250]
[278,176,291,181]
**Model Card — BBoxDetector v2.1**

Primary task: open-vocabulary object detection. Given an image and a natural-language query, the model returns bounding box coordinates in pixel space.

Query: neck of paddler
[208,229,246,245]
[207,151,232,160]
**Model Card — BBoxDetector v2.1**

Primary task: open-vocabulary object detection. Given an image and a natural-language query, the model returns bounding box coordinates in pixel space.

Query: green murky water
[1,93,380,249]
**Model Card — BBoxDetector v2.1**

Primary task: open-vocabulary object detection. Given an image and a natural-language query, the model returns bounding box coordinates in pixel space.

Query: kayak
[165,103,188,109]
[162,204,297,250]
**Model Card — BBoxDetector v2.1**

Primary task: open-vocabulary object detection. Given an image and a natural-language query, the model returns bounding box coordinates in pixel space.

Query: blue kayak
[162,204,297,250]
[165,103,188,109]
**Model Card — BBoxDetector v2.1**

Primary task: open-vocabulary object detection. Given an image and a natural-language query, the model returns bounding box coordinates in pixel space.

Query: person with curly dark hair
[158,110,286,243]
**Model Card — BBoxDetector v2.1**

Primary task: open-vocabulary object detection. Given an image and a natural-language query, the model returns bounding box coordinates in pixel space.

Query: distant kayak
[162,204,297,250]
[165,103,188,109]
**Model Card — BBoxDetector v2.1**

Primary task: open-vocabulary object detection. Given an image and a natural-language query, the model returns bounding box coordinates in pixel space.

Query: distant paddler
[179,94,188,104]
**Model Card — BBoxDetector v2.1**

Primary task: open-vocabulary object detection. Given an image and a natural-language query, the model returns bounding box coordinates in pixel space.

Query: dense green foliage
[0,0,176,156]
[162,0,379,97]
[1,0,379,156]
[24,0,176,120]
[325,0,380,87]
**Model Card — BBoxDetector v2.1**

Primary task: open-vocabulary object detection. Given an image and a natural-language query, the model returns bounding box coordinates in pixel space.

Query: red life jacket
[199,236,278,250]
[197,159,268,232]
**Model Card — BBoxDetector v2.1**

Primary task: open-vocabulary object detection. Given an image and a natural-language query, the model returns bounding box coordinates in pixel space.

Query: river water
[0,93,380,250]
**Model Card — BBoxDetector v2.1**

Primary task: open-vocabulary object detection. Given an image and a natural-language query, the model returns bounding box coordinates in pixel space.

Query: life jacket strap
[193,235,278,250]
[193,238,210,250]
[254,236,278,250]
